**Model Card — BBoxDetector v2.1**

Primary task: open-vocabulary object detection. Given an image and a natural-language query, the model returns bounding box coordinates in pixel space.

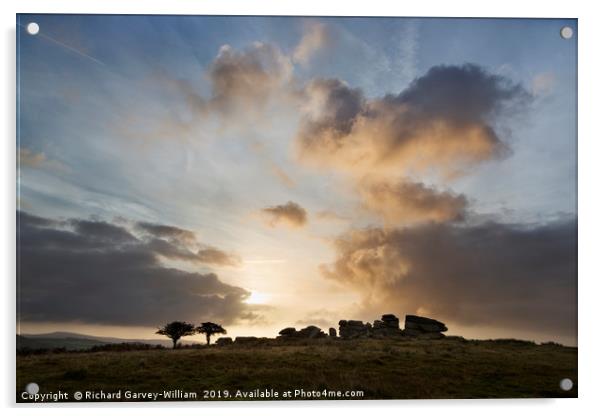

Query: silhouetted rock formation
[277,325,327,339]
[215,337,233,346]
[299,325,327,338]
[234,336,258,344]
[275,314,447,341]
[403,315,447,339]
[382,314,400,327]
[278,327,297,337]
[338,320,372,339]
[337,314,447,339]
[372,314,404,338]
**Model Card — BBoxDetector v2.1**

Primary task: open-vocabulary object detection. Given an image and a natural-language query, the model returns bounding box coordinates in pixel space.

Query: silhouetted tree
[196,322,227,345]
[156,321,196,349]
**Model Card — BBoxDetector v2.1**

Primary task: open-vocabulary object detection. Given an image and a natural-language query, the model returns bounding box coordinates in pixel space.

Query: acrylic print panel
[16,14,577,402]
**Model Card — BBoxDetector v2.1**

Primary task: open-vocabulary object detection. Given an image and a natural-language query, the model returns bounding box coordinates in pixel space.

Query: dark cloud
[261,201,308,228]
[297,78,364,153]
[396,63,530,125]
[322,219,576,339]
[71,219,137,244]
[136,222,197,245]
[296,64,530,178]
[196,247,241,267]
[138,221,241,267]
[358,179,468,225]
[17,211,250,326]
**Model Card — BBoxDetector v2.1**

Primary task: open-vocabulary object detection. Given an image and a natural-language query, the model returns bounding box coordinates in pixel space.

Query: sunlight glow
[245,291,270,305]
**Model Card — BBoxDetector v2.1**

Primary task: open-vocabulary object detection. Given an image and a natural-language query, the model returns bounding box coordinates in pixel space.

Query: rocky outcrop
[371,314,404,338]
[337,314,446,339]
[215,337,233,346]
[277,325,327,339]
[273,314,447,341]
[278,327,297,337]
[299,325,326,338]
[338,320,372,339]
[403,315,447,338]
[234,336,259,344]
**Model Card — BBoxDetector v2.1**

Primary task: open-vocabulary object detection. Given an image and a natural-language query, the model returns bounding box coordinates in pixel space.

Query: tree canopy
[197,322,227,345]
[156,321,196,349]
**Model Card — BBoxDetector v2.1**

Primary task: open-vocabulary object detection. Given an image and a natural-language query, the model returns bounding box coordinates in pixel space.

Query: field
[16,337,577,402]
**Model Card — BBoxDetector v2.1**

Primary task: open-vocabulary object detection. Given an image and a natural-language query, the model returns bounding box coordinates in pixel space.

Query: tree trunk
[172,338,179,349]
[206,333,211,345]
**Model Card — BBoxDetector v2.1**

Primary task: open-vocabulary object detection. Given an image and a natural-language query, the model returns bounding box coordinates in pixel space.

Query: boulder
[381,314,400,328]
[404,315,447,333]
[234,336,258,344]
[338,320,371,339]
[215,337,233,346]
[372,314,403,338]
[373,320,386,329]
[298,325,326,339]
[277,325,326,339]
[403,315,447,339]
[278,327,297,337]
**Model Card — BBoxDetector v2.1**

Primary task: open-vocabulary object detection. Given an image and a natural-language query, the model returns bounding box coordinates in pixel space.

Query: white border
[3,1,601,415]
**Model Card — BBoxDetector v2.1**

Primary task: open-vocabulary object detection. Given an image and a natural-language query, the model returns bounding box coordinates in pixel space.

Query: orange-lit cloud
[296,64,529,179]
[261,201,308,228]
[358,179,468,225]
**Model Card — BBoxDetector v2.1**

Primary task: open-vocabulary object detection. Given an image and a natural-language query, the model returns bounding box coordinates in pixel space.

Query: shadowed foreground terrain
[17,337,577,401]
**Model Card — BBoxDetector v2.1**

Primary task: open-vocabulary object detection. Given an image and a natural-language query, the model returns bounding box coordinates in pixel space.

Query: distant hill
[18,332,201,350]
[17,335,113,351]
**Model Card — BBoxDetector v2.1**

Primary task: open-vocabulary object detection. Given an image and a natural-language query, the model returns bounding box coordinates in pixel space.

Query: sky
[16,15,577,345]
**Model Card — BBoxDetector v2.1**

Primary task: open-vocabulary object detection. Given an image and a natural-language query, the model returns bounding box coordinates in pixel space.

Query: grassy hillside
[16,337,577,401]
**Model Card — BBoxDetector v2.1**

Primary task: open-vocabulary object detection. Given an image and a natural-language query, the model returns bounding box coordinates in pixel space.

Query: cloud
[531,72,556,96]
[208,42,293,115]
[321,219,576,339]
[136,220,241,267]
[296,64,530,179]
[293,21,330,66]
[261,201,308,228]
[152,41,295,132]
[136,222,197,245]
[17,211,250,326]
[196,247,241,267]
[358,179,468,225]
[71,218,138,244]
[315,210,348,223]
[19,148,67,171]
[295,308,340,329]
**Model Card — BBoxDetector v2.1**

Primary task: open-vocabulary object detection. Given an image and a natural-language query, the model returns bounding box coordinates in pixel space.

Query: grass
[16,337,577,401]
